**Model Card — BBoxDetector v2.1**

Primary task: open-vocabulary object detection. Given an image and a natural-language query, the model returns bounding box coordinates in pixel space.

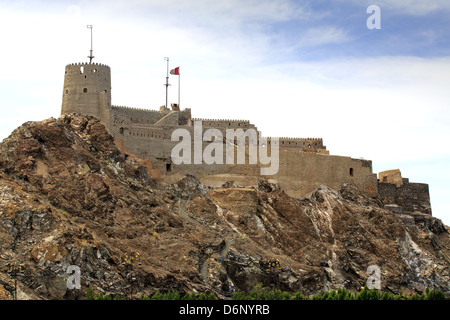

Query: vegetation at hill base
[86,284,447,300]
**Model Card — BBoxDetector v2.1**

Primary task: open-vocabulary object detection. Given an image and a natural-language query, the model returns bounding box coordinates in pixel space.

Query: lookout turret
[61,62,111,129]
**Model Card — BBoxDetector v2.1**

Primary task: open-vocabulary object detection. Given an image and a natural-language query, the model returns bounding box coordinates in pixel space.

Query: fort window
[80,66,84,74]
[166,163,172,172]
[350,168,354,176]
[83,88,88,93]
[119,127,124,135]
[65,89,68,94]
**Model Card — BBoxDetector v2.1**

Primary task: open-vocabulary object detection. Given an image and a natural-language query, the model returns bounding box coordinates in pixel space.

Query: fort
[61,62,432,215]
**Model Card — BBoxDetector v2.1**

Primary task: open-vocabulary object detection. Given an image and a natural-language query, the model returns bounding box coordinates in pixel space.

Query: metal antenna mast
[87,25,94,63]
[164,57,170,109]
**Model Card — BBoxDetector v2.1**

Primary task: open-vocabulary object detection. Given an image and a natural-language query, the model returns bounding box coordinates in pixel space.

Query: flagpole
[164,57,170,110]
[178,70,180,108]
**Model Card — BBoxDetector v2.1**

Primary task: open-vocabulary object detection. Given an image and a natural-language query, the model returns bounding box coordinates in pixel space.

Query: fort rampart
[60,62,432,215]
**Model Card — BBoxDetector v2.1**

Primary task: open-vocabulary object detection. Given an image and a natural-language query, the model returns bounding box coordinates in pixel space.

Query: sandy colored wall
[61,61,375,199]
[116,133,376,198]
[61,63,111,125]
[271,151,374,196]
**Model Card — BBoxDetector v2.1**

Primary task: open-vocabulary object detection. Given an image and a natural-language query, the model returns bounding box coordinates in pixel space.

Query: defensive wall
[378,169,431,215]
[60,62,431,214]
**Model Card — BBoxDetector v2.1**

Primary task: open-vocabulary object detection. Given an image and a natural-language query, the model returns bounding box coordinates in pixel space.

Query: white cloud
[296,26,350,48]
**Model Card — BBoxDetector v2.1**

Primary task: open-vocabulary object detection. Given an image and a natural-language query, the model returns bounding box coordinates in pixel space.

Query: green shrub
[86,287,95,300]
[292,292,305,300]
[85,285,447,301]
[232,289,247,300]
[150,290,163,300]
[197,293,208,300]
[207,292,217,300]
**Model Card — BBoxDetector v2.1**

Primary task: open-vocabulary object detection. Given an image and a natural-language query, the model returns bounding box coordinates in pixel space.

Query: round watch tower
[61,62,111,127]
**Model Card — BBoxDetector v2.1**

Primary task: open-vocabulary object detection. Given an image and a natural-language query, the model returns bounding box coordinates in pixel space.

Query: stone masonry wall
[378,181,431,215]
[60,61,378,200]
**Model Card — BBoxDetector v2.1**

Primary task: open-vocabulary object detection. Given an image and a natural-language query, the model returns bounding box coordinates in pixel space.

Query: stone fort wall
[378,170,431,215]
[107,112,375,198]
[60,62,431,213]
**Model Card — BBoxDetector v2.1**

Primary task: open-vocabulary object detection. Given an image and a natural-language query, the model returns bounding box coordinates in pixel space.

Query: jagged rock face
[0,114,448,300]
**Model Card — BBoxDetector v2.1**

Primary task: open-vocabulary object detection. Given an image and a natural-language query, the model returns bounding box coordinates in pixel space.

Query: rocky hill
[0,114,448,299]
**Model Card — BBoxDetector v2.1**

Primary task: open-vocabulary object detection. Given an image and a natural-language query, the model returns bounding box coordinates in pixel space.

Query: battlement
[260,137,326,151]
[64,62,111,77]
[191,118,252,123]
[190,118,257,132]
[66,62,110,68]
[112,105,160,112]
[267,137,323,141]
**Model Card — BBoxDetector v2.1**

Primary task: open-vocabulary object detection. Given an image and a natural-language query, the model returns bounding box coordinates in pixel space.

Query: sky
[0,0,449,225]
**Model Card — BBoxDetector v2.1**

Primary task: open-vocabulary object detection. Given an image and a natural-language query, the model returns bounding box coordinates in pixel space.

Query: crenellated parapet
[191,118,252,123]
[258,136,326,151]
[66,62,110,68]
[276,137,322,141]
[190,118,258,132]
[112,105,161,112]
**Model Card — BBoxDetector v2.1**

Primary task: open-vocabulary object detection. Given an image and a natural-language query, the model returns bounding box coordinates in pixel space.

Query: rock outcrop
[0,114,448,299]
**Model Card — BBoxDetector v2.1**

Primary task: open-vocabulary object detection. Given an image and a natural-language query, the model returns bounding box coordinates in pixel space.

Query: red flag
[170,67,180,75]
